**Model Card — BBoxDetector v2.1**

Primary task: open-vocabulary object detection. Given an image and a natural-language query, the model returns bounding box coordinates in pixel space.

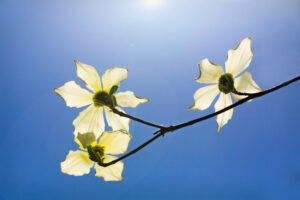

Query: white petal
[76,132,97,149]
[188,85,219,110]
[104,107,130,131]
[61,150,93,176]
[196,59,224,83]
[54,81,93,108]
[214,93,233,133]
[75,60,102,93]
[94,155,124,181]
[74,135,98,151]
[73,105,105,138]
[99,130,131,155]
[102,67,128,93]
[232,72,263,101]
[225,37,253,76]
[115,91,149,108]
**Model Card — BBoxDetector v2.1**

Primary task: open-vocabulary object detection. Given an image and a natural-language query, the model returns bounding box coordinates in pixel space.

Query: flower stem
[99,75,300,167]
[109,106,165,129]
[232,89,253,96]
[98,129,162,167]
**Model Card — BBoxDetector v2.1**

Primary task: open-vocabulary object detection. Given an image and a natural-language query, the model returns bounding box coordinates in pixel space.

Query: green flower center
[218,73,234,94]
[93,85,118,107]
[87,145,105,165]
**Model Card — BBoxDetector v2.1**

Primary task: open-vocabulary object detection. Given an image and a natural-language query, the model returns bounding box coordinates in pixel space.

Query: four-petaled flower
[55,61,149,138]
[188,37,262,133]
[61,130,131,181]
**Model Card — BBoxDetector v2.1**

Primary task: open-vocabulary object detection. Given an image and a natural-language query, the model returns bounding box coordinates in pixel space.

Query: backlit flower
[55,61,149,137]
[61,130,131,181]
[188,38,262,133]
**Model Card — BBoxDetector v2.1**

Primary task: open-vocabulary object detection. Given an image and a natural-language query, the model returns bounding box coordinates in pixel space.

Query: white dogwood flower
[61,130,131,181]
[188,38,262,133]
[55,61,149,137]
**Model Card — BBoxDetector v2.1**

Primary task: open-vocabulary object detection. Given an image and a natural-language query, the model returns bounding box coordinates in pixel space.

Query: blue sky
[1,0,300,199]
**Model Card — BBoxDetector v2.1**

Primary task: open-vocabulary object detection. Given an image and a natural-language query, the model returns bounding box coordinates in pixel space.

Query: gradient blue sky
[1,0,300,199]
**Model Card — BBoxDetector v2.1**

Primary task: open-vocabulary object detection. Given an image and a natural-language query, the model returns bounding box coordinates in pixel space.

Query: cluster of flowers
[55,37,262,181]
[55,62,149,181]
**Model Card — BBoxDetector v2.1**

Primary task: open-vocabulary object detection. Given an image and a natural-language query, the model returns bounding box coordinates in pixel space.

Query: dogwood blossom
[188,38,262,132]
[55,61,149,137]
[61,130,131,181]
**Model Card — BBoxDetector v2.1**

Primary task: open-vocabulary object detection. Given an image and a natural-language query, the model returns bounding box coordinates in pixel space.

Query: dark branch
[164,75,300,132]
[232,89,253,96]
[99,75,300,167]
[100,129,162,167]
[109,106,165,129]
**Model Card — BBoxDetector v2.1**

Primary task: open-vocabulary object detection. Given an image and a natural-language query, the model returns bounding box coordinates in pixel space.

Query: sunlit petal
[196,58,224,84]
[99,130,131,155]
[73,105,105,138]
[232,72,263,101]
[115,91,149,108]
[94,155,124,181]
[104,107,130,132]
[54,81,93,108]
[61,150,93,176]
[188,84,219,110]
[75,60,102,93]
[101,67,128,93]
[225,37,253,77]
[214,93,233,133]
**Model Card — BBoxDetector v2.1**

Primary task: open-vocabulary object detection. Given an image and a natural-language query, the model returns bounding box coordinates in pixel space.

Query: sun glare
[144,0,162,8]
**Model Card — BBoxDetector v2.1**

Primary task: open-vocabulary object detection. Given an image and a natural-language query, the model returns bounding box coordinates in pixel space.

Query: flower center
[93,91,117,107]
[218,73,234,94]
[87,145,105,165]
[93,85,119,107]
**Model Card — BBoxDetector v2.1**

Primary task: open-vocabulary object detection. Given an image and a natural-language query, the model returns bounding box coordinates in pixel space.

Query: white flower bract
[189,38,262,133]
[61,130,132,181]
[55,61,149,137]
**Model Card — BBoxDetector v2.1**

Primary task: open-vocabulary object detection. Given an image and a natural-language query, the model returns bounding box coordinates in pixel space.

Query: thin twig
[100,129,162,167]
[109,107,165,129]
[99,75,300,167]
[232,89,253,96]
